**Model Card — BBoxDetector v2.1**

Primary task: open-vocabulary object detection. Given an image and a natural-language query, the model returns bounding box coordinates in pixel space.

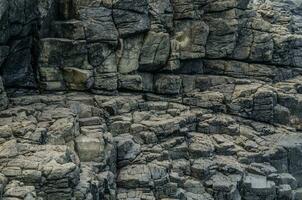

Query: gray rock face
[0,0,40,88]
[139,31,170,72]
[1,0,301,92]
[1,0,302,199]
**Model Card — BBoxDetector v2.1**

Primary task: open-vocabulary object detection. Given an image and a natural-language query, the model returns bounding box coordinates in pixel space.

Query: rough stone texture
[1,0,302,199]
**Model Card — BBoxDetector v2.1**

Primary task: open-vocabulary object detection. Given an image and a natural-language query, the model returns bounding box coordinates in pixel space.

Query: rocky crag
[1,0,302,199]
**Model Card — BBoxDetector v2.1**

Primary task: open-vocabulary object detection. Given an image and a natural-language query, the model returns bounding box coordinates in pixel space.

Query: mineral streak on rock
[1,0,302,199]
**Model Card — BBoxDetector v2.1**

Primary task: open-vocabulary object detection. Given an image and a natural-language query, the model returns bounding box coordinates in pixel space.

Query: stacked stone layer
[1,0,302,199]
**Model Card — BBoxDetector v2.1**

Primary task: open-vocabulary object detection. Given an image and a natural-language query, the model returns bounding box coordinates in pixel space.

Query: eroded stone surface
[1,86,302,199]
[1,0,302,199]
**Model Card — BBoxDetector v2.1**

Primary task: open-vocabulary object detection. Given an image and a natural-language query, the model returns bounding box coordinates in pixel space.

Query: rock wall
[1,0,302,94]
[1,0,302,199]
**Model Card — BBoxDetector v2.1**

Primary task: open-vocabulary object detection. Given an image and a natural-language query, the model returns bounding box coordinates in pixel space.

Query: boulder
[139,31,170,72]
[118,36,144,74]
[75,134,105,162]
[118,74,143,91]
[154,75,182,95]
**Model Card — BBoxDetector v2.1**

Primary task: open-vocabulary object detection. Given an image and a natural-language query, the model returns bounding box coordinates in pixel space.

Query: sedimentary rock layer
[1,0,302,199]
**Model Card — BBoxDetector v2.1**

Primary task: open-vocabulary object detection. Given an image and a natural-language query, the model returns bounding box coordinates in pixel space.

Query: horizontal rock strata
[0,0,302,199]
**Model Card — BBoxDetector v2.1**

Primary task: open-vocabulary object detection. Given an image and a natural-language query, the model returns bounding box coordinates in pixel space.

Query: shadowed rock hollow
[1,0,302,199]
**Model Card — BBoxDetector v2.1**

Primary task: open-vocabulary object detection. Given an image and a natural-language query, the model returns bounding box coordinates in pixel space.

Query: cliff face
[1,0,302,199]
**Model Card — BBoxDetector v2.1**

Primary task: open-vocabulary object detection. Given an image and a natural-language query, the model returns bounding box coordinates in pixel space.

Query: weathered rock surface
[1,0,302,199]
